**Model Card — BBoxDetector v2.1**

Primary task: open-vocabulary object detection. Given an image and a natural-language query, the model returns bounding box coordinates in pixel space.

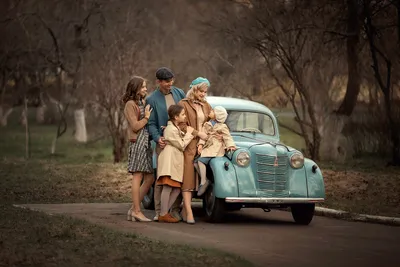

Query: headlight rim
[235,151,251,167]
[290,152,304,169]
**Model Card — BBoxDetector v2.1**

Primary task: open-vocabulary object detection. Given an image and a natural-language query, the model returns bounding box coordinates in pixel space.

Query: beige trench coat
[178,99,212,191]
[199,122,236,157]
[157,121,194,183]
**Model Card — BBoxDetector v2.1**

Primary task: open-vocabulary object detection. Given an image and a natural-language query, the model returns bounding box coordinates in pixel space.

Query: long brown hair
[122,76,146,104]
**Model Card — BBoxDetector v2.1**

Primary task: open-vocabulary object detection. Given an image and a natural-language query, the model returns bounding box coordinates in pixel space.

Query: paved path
[19,203,400,267]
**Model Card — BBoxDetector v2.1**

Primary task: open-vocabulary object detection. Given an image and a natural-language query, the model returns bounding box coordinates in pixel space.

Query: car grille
[255,153,288,191]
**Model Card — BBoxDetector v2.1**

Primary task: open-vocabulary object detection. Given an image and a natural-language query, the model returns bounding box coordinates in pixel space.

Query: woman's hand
[144,104,153,120]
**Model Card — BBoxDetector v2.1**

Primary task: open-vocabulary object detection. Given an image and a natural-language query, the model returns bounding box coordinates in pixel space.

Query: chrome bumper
[225,197,324,204]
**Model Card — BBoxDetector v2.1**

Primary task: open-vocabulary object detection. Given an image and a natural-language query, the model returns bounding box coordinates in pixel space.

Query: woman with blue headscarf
[177,77,212,224]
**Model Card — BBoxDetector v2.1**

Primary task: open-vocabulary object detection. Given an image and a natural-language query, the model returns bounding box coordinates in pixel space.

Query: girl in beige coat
[196,106,237,196]
[156,105,196,223]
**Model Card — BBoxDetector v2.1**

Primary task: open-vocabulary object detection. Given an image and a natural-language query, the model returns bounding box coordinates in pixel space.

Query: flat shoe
[158,213,180,223]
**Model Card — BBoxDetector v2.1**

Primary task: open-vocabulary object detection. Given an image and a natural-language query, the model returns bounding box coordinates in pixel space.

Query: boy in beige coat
[196,106,236,196]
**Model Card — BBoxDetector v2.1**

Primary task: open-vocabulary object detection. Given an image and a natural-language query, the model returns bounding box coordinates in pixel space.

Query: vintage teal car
[142,96,325,225]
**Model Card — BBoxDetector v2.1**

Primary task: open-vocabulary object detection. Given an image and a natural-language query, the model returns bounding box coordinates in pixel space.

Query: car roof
[206,96,274,115]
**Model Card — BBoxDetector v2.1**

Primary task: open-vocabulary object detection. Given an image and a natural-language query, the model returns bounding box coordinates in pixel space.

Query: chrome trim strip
[255,153,287,158]
[257,171,286,175]
[225,197,325,204]
[257,180,286,184]
[256,162,276,166]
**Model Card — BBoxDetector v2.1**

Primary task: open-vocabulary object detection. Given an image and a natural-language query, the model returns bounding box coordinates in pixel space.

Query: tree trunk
[74,108,87,143]
[337,0,361,116]
[318,114,350,162]
[36,105,46,124]
[51,137,57,154]
[24,97,30,159]
[0,106,13,126]
[20,108,27,126]
[112,132,126,163]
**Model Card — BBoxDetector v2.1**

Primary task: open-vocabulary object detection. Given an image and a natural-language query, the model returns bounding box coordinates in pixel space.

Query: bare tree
[81,2,147,163]
[206,0,352,160]
[363,0,400,165]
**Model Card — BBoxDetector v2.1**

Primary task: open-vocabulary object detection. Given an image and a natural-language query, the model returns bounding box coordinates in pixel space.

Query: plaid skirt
[127,129,153,174]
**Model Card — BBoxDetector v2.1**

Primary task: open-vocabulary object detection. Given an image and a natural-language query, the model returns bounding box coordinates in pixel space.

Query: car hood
[232,134,297,154]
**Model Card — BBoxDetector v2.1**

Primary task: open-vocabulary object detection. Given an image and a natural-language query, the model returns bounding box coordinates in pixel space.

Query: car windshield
[225,111,275,136]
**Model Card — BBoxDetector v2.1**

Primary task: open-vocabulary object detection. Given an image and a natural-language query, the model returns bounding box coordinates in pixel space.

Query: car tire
[202,182,226,223]
[141,169,156,210]
[291,203,315,225]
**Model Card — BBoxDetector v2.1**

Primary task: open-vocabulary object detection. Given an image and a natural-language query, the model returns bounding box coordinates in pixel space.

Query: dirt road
[19,203,399,267]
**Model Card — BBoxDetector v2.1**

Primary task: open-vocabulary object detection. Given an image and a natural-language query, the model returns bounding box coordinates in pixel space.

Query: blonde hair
[186,82,209,102]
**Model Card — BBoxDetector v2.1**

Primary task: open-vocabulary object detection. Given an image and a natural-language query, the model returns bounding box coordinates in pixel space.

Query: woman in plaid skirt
[123,76,154,222]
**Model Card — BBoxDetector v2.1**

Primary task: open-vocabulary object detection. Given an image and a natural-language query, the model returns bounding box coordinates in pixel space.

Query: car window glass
[225,111,275,136]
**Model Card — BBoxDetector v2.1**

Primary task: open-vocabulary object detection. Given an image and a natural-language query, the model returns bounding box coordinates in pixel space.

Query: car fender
[304,158,325,199]
[209,157,239,198]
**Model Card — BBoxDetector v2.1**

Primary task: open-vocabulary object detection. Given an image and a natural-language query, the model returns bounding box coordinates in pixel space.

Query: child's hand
[215,134,223,141]
[197,144,203,155]
[197,131,208,140]
[209,110,216,120]
[186,126,194,135]
[227,146,237,152]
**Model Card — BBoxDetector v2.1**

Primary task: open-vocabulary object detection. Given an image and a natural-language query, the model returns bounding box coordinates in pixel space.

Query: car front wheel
[202,182,226,223]
[291,203,315,225]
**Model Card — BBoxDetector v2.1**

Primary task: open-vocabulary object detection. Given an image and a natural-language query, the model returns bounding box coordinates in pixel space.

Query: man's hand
[158,137,166,149]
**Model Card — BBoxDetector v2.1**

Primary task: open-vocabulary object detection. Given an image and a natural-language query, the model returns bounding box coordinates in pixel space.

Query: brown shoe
[158,213,180,223]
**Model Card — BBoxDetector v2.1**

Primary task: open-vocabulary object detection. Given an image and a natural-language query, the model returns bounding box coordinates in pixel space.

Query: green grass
[0,123,131,204]
[0,204,252,267]
[0,123,113,164]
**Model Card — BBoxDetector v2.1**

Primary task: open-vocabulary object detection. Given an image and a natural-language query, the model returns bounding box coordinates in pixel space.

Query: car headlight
[290,153,304,168]
[236,151,250,167]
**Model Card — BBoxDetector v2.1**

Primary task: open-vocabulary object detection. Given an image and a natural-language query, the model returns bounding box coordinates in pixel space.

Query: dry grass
[321,165,400,217]
[0,204,252,267]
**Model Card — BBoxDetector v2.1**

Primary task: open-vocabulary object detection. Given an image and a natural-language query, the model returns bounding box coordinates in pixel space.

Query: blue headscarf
[189,77,210,88]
